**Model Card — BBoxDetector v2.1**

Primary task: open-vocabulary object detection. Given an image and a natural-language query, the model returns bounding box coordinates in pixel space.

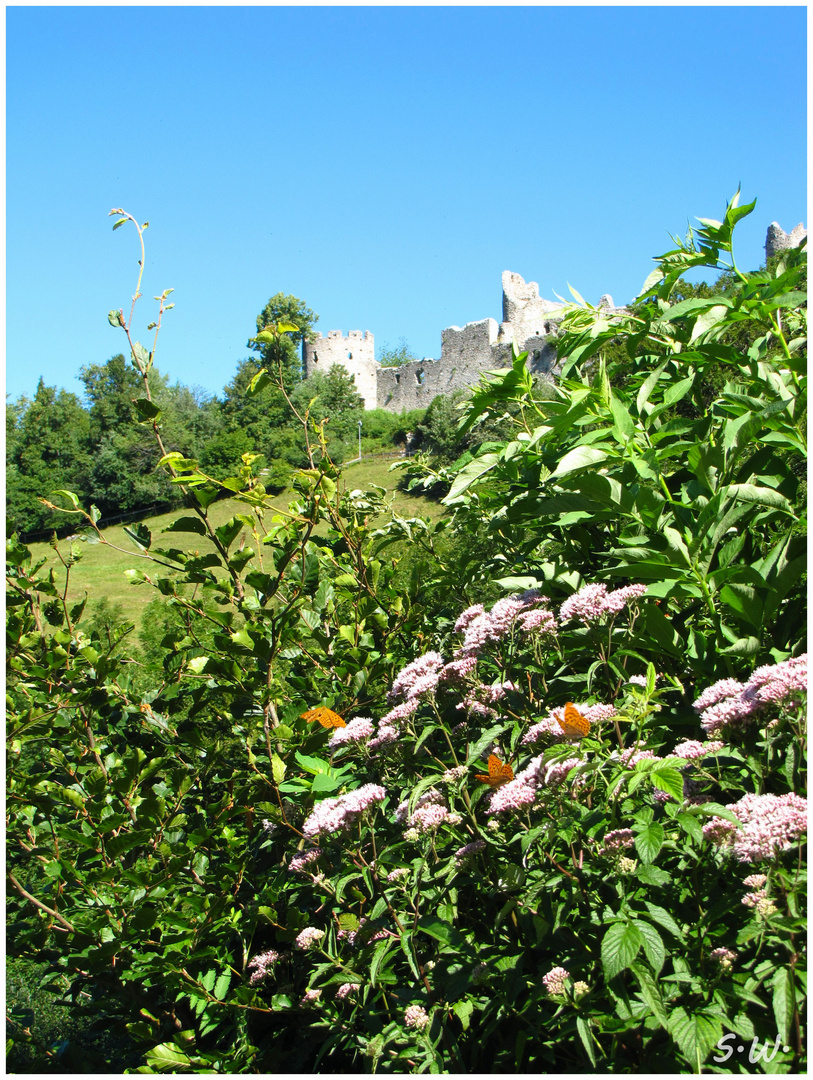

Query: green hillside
[25,456,442,632]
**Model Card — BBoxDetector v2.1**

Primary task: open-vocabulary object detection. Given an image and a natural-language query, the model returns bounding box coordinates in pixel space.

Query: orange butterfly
[475,754,514,787]
[301,706,346,729]
[556,702,591,739]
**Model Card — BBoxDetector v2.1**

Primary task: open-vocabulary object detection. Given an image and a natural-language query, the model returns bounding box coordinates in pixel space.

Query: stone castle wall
[765,222,807,260]
[303,330,377,410]
[304,223,804,414]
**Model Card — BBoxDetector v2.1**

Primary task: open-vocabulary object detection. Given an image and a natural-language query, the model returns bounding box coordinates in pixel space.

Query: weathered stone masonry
[303,223,805,414]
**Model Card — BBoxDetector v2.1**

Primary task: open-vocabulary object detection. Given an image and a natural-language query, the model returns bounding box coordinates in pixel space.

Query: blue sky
[7,5,808,404]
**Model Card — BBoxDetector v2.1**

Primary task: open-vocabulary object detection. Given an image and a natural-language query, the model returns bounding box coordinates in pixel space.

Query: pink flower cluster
[710,947,736,969]
[329,716,375,747]
[294,927,325,951]
[404,1004,430,1031]
[521,702,616,745]
[544,757,582,786]
[453,594,554,659]
[672,740,724,760]
[395,787,444,823]
[454,838,486,863]
[456,680,517,720]
[542,967,570,995]
[694,655,807,735]
[602,828,635,852]
[558,583,647,625]
[248,948,280,985]
[336,982,360,1000]
[288,847,323,875]
[300,988,322,1007]
[302,783,386,839]
[486,755,547,815]
[337,918,392,947]
[704,792,807,862]
[388,652,445,705]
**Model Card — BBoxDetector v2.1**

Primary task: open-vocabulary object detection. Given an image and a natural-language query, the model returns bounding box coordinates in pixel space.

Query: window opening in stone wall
[313,353,319,364]
[395,373,401,384]
[347,352,353,360]
[415,369,425,385]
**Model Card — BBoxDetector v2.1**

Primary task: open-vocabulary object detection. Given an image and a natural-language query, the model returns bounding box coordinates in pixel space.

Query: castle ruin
[303,223,805,414]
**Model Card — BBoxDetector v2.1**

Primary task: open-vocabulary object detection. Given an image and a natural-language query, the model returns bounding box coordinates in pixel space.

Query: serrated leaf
[214,971,231,1000]
[601,922,642,979]
[667,1007,722,1069]
[631,920,666,974]
[634,823,664,864]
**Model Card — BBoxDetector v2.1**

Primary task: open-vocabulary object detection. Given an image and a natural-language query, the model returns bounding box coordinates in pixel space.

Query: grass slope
[26,457,441,633]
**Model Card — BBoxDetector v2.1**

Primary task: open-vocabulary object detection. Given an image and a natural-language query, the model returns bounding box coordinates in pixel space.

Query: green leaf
[452,999,474,1032]
[667,1007,722,1070]
[631,920,666,974]
[550,445,610,478]
[133,398,161,422]
[143,1041,193,1071]
[443,452,501,502]
[634,823,664,865]
[631,961,669,1027]
[576,1016,597,1067]
[214,971,231,1000]
[643,902,684,942]
[163,516,208,537]
[271,753,286,784]
[416,916,463,948]
[771,967,794,1045]
[601,922,643,979]
[650,767,684,802]
[727,483,795,514]
[369,939,395,988]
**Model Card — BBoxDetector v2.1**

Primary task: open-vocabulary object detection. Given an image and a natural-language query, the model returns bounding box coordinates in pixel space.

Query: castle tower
[302,330,377,410]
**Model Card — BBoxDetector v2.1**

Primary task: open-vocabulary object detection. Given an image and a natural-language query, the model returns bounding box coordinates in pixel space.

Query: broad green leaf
[163,516,208,536]
[144,1041,193,1071]
[443,453,501,502]
[650,767,684,802]
[369,939,395,987]
[643,902,684,941]
[634,823,664,864]
[601,922,643,979]
[453,999,474,1032]
[667,1007,722,1070]
[551,446,610,478]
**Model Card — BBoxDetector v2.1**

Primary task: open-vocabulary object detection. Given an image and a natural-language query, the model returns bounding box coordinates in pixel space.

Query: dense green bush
[6,196,806,1073]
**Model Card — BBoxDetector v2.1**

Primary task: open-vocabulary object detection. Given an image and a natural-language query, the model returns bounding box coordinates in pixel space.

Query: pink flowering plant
[7,199,805,1073]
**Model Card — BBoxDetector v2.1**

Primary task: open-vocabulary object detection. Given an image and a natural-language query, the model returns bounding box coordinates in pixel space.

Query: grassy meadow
[26,456,443,633]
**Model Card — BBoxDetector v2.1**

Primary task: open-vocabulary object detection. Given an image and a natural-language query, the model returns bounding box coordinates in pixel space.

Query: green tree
[289,365,364,441]
[249,292,318,385]
[377,336,418,367]
[6,380,92,535]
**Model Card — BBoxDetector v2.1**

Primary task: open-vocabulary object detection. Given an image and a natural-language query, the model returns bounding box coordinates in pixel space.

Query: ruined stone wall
[304,223,805,414]
[303,330,377,410]
[766,222,807,260]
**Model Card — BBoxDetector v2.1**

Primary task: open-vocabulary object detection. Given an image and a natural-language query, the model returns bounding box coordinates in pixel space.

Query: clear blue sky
[7,5,807,404]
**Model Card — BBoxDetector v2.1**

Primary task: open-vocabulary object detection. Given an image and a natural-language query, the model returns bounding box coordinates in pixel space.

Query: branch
[8,872,76,932]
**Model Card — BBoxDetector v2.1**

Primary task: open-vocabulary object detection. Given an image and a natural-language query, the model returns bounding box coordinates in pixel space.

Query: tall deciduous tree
[249,293,318,385]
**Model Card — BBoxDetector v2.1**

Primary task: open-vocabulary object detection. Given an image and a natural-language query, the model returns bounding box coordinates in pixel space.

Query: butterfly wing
[557,702,591,739]
[301,707,346,729]
[476,754,514,786]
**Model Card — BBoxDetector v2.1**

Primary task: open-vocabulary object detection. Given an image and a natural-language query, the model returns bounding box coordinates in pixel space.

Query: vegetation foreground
[7,193,807,1073]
